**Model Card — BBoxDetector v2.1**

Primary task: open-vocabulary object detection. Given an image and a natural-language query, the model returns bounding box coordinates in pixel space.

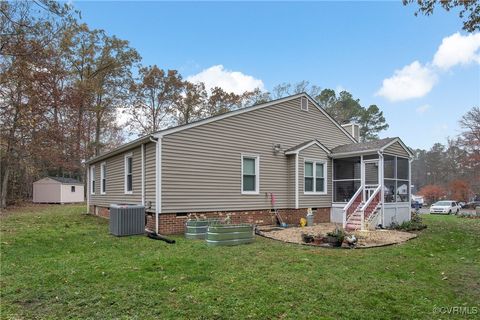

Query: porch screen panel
[383,156,410,203]
[334,180,361,203]
[333,157,361,202]
[384,155,395,179]
[384,179,396,203]
[397,158,409,180]
[334,157,360,180]
[396,180,409,202]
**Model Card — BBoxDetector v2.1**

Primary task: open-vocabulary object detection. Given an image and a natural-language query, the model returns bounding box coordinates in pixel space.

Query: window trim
[124,153,133,194]
[71,186,76,193]
[304,159,327,195]
[90,165,95,195]
[241,153,260,195]
[100,161,106,195]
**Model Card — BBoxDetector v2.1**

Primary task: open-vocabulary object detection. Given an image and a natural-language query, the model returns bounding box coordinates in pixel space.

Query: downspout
[86,165,90,213]
[377,151,384,226]
[409,157,413,219]
[295,153,299,209]
[149,136,161,234]
[141,143,145,206]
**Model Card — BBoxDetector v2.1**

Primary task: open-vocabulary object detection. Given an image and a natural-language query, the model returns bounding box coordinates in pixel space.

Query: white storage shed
[33,177,84,204]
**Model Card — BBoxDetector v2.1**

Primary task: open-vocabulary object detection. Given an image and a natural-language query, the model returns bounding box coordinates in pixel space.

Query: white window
[304,160,327,194]
[100,162,106,194]
[124,153,133,194]
[90,165,95,195]
[301,97,308,111]
[71,186,75,193]
[241,154,259,194]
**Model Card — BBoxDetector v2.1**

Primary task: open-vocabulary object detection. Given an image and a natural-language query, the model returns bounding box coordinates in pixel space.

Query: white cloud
[416,104,431,114]
[376,61,437,102]
[433,32,480,70]
[187,65,264,95]
[377,32,480,102]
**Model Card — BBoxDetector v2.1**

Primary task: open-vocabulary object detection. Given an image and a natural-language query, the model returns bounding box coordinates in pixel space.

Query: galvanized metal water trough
[206,224,255,246]
[185,219,223,240]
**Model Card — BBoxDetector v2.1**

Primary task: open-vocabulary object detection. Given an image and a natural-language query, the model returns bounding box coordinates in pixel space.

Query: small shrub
[391,214,427,231]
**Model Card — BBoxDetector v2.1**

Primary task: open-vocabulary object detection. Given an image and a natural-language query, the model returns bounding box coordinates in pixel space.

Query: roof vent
[342,123,360,142]
[300,97,308,111]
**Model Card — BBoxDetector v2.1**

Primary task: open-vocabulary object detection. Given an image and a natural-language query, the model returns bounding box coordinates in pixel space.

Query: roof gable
[154,93,357,143]
[285,139,331,155]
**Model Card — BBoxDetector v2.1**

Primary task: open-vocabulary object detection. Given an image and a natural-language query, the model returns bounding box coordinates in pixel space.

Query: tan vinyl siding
[287,155,296,208]
[384,141,410,158]
[144,142,156,212]
[298,144,332,208]
[161,97,350,213]
[90,146,142,207]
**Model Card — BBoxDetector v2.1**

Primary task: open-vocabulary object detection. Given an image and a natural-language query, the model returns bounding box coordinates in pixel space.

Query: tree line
[412,107,480,203]
[0,1,391,209]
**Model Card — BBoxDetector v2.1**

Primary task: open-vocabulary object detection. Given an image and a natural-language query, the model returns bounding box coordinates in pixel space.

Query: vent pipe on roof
[342,123,360,142]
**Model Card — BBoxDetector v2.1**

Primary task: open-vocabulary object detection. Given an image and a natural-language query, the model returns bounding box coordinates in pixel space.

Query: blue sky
[74,1,480,149]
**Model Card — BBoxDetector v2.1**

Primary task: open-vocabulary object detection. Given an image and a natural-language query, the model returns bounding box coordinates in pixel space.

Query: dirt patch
[257,224,417,248]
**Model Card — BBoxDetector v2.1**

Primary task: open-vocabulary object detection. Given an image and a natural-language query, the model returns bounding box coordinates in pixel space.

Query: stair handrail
[360,185,382,230]
[342,185,363,228]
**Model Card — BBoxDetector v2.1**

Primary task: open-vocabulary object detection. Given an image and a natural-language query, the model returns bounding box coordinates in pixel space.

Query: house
[33,177,85,204]
[85,93,413,234]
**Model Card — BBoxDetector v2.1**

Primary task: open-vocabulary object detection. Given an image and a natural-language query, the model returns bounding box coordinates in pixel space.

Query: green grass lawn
[1,205,479,319]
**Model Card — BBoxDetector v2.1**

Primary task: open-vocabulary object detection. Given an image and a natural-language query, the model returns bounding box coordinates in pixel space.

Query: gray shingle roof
[49,177,83,184]
[331,137,397,154]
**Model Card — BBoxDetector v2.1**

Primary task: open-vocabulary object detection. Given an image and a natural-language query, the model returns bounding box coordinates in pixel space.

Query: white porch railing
[342,185,363,229]
[360,184,382,230]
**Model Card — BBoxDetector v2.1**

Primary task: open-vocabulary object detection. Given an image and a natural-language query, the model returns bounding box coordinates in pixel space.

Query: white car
[429,201,461,214]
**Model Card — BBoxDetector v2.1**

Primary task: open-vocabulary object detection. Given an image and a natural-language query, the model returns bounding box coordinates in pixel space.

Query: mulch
[256,224,417,249]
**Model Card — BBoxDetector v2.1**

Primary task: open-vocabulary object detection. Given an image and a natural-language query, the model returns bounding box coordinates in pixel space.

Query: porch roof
[331,137,412,157]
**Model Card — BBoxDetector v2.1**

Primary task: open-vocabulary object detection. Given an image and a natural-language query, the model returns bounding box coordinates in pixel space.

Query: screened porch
[330,150,412,230]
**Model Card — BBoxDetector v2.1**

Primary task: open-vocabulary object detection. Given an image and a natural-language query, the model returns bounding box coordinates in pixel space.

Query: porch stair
[344,185,382,231]
[345,203,364,231]
[365,203,382,229]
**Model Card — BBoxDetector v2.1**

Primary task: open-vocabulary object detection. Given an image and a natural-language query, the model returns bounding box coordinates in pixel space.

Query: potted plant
[326,228,345,247]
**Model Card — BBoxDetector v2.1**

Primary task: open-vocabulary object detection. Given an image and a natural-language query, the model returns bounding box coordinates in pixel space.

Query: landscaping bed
[257,224,417,248]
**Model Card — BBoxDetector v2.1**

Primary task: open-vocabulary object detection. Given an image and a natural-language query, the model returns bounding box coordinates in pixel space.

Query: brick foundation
[147,208,330,235]
[89,205,110,219]
[90,205,330,235]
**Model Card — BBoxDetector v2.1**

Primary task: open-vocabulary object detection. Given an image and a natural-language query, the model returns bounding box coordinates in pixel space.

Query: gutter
[85,135,151,165]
